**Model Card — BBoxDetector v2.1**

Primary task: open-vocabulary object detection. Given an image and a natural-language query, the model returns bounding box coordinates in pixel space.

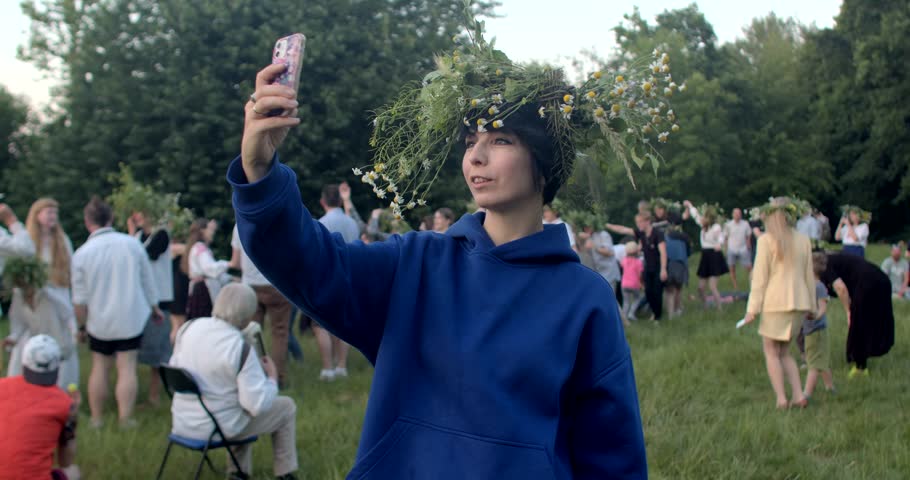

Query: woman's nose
[467,141,488,166]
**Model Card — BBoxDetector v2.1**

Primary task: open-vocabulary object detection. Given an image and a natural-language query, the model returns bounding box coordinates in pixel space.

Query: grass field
[2,244,907,479]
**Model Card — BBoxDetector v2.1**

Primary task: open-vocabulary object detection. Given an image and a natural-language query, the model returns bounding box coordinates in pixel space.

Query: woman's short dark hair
[462,103,569,205]
[436,208,455,222]
[321,185,342,208]
[83,196,113,227]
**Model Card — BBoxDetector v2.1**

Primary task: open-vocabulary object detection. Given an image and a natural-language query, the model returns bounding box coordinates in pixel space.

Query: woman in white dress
[4,198,79,388]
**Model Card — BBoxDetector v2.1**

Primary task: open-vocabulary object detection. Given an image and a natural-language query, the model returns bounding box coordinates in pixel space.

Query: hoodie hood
[447,212,579,264]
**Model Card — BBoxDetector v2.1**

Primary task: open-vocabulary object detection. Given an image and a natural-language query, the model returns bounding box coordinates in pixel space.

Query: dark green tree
[14,0,495,243]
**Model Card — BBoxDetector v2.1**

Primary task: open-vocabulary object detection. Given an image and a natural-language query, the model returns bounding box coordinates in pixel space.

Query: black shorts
[88,334,143,356]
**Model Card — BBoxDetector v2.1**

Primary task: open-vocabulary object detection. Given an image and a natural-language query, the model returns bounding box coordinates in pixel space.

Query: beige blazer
[747,230,816,315]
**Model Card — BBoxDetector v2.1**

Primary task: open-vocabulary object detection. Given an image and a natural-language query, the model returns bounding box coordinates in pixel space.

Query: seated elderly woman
[169,283,298,480]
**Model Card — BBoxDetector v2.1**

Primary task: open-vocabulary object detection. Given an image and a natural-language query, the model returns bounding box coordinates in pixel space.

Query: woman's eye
[465,141,476,148]
[493,137,512,145]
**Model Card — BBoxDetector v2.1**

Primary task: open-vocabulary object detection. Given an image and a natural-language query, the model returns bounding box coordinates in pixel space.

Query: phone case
[271,33,306,92]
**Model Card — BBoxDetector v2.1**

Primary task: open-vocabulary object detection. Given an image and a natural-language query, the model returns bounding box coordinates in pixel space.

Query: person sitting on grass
[880,243,909,300]
[0,335,81,480]
[803,253,836,399]
[169,283,298,480]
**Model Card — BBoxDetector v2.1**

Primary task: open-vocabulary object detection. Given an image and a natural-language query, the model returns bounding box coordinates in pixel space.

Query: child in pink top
[620,242,644,324]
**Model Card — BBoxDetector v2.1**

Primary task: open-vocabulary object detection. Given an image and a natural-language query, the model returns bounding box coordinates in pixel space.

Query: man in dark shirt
[607,212,668,320]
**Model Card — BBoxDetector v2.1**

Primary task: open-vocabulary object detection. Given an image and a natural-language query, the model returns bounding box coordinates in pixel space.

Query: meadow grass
[2,244,907,479]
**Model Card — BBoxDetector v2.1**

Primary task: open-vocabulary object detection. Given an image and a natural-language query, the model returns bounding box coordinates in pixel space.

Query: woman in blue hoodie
[230,26,665,479]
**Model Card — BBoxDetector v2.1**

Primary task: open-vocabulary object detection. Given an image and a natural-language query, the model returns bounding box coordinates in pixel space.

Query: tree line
[1,0,907,245]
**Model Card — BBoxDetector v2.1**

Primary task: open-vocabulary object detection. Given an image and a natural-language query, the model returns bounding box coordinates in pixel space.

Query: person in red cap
[0,334,81,480]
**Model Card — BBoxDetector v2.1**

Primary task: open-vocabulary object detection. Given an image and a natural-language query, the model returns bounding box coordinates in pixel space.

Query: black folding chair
[155,365,258,480]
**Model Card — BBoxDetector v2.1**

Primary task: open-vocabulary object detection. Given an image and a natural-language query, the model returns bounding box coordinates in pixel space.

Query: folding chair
[155,365,258,480]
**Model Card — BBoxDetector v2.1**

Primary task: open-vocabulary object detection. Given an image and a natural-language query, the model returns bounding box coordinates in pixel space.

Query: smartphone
[268,33,306,117]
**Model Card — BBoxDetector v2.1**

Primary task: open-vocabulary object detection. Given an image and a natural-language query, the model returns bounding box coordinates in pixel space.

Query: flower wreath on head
[694,203,725,226]
[751,196,812,226]
[840,205,872,224]
[357,1,684,219]
[650,197,682,214]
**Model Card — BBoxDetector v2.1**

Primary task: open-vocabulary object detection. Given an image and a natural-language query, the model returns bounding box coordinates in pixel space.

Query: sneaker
[119,418,138,430]
[319,369,336,381]
[334,367,348,378]
[848,365,869,380]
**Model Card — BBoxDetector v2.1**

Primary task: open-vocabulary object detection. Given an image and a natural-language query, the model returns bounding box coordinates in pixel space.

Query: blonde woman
[4,198,79,387]
[743,198,816,409]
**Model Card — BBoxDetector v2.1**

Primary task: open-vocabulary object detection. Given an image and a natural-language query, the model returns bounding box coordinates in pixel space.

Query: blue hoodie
[228,156,647,479]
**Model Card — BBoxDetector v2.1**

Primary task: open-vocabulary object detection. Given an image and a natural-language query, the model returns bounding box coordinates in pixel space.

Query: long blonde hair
[26,198,71,287]
[763,210,794,263]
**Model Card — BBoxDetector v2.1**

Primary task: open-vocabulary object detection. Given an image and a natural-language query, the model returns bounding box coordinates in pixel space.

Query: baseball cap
[22,334,61,386]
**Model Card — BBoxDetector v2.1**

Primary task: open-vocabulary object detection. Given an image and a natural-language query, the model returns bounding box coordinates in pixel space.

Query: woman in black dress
[819,253,895,377]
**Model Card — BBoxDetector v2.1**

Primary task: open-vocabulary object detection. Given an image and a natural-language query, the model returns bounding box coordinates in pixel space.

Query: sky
[0,0,842,108]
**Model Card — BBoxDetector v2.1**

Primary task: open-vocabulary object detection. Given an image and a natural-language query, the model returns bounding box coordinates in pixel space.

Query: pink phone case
[272,33,306,92]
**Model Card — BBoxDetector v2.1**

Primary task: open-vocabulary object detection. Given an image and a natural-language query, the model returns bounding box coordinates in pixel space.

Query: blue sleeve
[816,282,829,301]
[227,155,400,363]
[569,301,648,479]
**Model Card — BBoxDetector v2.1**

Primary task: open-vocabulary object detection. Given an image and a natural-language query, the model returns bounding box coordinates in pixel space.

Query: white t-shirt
[796,215,820,240]
[188,242,230,302]
[231,225,270,287]
[689,206,724,250]
[318,208,361,243]
[724,220,752,253]
[71,228,159,340]
[840,223,869,247]
[544,218,576,248]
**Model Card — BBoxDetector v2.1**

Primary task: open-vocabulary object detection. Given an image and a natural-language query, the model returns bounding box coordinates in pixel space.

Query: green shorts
[805,328,830,371]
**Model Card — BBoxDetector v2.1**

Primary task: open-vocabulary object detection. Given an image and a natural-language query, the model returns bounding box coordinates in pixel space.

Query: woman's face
[654,206,666,219]
[37,206,59,230]
[849,212,860,225]
[204,220,218,244]
[462,130,540,214]
[131,211,147,229]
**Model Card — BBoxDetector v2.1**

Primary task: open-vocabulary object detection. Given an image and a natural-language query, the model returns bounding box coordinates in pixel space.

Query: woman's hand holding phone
[241,64,300,183]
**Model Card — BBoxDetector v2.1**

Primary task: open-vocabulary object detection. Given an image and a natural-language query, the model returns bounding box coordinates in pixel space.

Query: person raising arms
[227,23,674,478]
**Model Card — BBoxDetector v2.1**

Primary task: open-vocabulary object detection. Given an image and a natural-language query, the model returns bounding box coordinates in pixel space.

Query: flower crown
[1,256,48,298]
[750,196,812,226]
[650,197,682,213]
[840,205,871,224]
[358,3,684,219]
[696,203,725,224]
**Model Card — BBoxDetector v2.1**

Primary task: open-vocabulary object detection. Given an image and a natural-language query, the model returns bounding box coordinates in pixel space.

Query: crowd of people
[0,186,902,477]
[0,183,481,479]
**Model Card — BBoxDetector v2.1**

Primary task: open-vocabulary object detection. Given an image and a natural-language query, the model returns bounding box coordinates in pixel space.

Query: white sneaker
[319,369,336,381]
[334,367,348,378]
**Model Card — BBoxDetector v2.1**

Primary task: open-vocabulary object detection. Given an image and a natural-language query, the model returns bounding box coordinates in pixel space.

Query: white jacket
[169,317,277,439]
